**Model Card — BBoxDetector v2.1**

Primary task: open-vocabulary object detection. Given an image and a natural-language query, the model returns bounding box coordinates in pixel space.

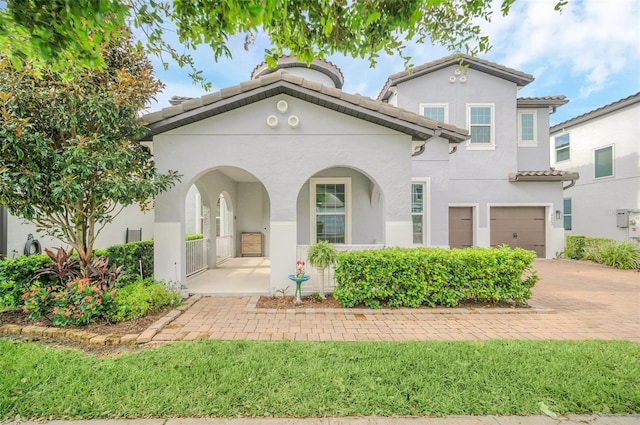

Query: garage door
[490,207,545,257]
[449,207,473,249]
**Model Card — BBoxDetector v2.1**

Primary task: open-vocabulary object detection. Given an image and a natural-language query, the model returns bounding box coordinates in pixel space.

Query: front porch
[187,257,271,296]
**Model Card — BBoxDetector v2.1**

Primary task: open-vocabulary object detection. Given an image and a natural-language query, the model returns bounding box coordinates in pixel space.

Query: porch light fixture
[555,210,562,220]
[288,115,299,128]
[277,100,289,113]
[267,115,278,128]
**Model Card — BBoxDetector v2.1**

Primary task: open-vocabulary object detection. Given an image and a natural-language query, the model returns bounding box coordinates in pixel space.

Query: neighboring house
[0,204,154,259]
[550,93,640,242]
[140,54,576,293]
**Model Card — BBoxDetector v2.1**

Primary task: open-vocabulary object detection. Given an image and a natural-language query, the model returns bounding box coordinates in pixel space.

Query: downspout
[412,144,426,157]
[563,179,576,190]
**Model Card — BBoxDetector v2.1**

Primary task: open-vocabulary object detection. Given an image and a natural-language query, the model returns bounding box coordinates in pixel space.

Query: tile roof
[550,92,640,132]
[517,96,569,108]
[140,70,469,143]
[378,54,535,100]
[250,55,345,89]
[509,170,580,182]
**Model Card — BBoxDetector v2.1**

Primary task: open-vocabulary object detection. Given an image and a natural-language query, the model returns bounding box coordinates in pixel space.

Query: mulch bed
[0,306,173,335]
[256,294,522,310]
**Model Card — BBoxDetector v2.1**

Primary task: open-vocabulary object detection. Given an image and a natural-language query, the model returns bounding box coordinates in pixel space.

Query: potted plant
[307,240,338,298]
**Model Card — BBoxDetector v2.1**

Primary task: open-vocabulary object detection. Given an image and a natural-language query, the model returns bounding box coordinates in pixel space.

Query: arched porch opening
[185,166,271,295]
[295,166,386,294]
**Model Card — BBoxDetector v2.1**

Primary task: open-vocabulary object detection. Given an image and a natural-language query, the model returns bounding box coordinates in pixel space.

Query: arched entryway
[184,166,271,295]
[295,166,386,294]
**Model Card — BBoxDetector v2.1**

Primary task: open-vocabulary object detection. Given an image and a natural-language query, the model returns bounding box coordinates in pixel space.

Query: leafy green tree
[0,32,180,275]
[0,0,568,89]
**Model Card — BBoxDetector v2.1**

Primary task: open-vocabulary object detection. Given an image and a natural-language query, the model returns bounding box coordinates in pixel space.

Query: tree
[0,1,568,89]
[0,31,180,275]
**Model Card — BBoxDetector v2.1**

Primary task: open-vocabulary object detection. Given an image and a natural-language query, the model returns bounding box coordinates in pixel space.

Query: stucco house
[1,54,579,294]
[549,92,640,242]
[140,54,577,293]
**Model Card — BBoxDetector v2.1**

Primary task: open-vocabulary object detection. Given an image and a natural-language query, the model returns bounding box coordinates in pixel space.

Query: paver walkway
[152,260,639,343]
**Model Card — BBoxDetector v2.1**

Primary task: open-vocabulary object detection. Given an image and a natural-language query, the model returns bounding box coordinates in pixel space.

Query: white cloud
[482,0,640,98]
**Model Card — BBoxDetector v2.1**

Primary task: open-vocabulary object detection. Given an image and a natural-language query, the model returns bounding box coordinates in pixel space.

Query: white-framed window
[554,133,570,162]
[411,178,430,245]
[420,103,448,123]
[466,104,495,149]
[563,198,572,231]
[594,145,614,179]
[310,178,351,244]
[518,110,537,146]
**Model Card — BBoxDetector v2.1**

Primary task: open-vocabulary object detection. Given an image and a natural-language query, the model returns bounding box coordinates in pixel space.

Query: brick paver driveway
[153,260,639,342]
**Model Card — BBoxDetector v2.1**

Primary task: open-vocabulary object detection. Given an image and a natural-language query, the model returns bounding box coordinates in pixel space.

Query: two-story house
[550,92,640,242]
[378,55,575,258]
[2,55,578,295]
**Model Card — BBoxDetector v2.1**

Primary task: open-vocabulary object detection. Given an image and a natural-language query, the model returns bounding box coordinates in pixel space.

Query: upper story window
[518,110,537,146]
[467,104,495,149]
[420,103,448,122]
[310,178,351,244]
[555,133,570,162]
[594,145,614,179]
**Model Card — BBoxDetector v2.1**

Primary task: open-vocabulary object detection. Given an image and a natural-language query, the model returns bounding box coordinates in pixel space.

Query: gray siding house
[550,92,640,242]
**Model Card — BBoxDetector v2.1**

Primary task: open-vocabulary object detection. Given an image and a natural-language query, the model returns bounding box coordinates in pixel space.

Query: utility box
[616,210,629,228]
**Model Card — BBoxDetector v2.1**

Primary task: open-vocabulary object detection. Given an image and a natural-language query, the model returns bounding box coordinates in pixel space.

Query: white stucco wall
[551,103,640,241]
[4,205,154,258]
[151,94,415,289]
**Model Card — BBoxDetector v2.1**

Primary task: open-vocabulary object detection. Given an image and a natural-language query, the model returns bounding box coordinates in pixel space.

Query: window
[467,104,495,148]
[420,103,448,122]
[563,198,572,231]
[310,178,351,244]
[518,110,537,146]
[594,145,614,178]
[555,133,570,162]
[411,182,425,244]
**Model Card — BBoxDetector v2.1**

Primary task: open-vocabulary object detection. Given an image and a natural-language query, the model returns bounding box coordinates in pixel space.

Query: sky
[147,0,640,127]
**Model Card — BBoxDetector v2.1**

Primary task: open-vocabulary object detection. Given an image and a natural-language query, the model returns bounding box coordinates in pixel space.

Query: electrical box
[616,209,629,228]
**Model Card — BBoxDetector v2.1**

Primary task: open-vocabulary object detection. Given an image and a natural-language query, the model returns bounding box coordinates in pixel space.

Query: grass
[1,339,639,419]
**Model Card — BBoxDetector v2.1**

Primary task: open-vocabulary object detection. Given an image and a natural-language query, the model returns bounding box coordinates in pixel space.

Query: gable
[141,73,468,144]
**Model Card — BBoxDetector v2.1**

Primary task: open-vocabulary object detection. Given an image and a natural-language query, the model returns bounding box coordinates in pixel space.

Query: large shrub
[110,277,180,322]
[103,240,155,283]
[333,246,538,309]
[583,240,640,270]
[565,235,613,260]
[22,278,116,326]
[0,254,56,308]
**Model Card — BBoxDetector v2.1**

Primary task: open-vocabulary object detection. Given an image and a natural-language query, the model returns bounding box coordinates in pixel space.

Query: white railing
[186,238,208,276]
[216,235,233,264]
[295,244,384,292]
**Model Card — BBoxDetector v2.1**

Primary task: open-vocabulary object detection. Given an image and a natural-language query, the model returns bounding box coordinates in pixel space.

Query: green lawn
[1,339,638,419]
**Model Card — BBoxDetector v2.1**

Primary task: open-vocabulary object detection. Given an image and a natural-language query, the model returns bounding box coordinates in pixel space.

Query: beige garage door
[449,207,473,249]
[490,207,545,257]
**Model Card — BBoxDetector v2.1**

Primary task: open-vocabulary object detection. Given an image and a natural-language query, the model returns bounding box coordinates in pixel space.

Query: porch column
[153,185,187,290]
[269,221,297,293]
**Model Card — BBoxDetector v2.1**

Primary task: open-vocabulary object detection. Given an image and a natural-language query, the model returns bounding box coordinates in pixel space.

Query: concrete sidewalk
[5,415,640,424]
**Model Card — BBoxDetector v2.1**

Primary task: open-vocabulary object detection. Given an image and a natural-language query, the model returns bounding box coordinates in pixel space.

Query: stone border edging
[0,295,202,347]
[246,297,556,315]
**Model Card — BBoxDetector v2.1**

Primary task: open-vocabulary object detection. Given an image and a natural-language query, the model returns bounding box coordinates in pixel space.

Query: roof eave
[140,80,469,143]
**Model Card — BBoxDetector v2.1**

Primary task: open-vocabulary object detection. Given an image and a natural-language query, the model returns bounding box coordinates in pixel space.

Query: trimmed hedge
[333,246,538,309]
[565,235,614,260]
[0,254,58,308]
[99,240,155,282]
